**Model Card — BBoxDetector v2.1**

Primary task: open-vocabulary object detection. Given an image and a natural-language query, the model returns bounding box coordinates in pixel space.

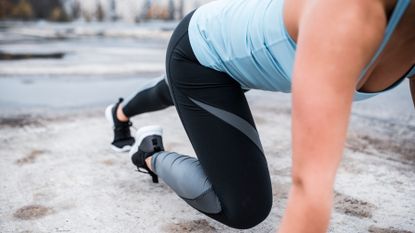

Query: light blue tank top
[188,0,413,101]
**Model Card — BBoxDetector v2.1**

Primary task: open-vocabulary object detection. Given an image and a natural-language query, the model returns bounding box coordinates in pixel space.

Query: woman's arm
[410,78,415,109]
[278,1,386,232]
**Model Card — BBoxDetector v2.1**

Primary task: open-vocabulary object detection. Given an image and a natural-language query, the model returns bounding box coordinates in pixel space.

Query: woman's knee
[223,189,273,229]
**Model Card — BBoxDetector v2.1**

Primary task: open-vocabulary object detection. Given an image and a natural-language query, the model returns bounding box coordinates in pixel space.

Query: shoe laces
[113,121,132,139]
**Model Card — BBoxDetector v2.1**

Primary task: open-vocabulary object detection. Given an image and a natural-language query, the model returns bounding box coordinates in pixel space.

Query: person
[106,0,415,231]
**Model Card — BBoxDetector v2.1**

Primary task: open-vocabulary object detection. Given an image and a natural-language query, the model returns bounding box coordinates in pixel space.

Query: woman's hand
[278,0,386,232]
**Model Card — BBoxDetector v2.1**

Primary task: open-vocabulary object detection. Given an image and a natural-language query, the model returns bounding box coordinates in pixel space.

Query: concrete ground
[1,83,414,233]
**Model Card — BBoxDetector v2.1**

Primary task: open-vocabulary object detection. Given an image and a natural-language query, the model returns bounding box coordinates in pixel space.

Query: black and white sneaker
[130,125,164,183]
[105,98,135,152]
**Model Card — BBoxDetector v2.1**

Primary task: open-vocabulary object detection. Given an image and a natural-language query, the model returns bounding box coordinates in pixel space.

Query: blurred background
[0,0,213,112]
[0,0,208,22]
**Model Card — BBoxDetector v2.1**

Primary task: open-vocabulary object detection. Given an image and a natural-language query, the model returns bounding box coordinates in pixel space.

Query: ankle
[116,105,129,122]
[145,156,153,171]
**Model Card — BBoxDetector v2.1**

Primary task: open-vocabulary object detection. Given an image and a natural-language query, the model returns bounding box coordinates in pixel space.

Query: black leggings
[164,12,272,229]
[122,76,174,118]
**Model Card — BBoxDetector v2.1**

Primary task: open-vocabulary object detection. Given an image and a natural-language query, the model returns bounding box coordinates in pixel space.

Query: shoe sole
[105,104,115,127]
[129,125,163,157]
[111,144,132,153]
[105,104,132,153]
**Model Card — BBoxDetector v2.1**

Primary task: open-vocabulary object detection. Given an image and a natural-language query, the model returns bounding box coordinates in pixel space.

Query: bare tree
[167,0,174,20]
[178,0,184,19]
[28,0,58,19]
[109,0,117,21]
[0,0,13,19]
[139,0,151,20]
[72,0,81,19]
[96,0,104,21]
[11,0,34,20]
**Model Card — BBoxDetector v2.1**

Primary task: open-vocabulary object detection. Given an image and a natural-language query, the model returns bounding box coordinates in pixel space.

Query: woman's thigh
[165,15,272,227]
